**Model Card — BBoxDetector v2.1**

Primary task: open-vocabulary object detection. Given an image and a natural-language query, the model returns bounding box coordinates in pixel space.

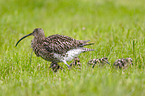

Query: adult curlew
[15,28,94,69]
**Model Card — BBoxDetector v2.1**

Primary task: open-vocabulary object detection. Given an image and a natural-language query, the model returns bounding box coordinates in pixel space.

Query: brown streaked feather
[78,40,94,47]
[42,34,94,54]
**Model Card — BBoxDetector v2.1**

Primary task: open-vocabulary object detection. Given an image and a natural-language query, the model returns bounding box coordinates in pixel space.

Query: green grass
[0,0,145,96]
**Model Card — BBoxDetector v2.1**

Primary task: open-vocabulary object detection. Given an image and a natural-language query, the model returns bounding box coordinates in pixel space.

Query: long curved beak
[15,33,33,47]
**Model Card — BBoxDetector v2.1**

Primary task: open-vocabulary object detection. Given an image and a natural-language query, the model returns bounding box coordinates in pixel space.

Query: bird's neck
[34,36,45,42]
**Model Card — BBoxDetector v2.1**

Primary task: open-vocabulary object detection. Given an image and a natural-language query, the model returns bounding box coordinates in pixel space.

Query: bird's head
[15,28,45,47]
[126,58,133,65]
[32,28,45,38]
[101,57,110,65]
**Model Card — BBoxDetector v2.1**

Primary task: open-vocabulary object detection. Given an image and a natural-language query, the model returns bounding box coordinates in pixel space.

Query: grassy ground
[0,0,145,96]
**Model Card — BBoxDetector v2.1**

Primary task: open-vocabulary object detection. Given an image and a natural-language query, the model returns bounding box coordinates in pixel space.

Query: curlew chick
[70,57,81,68]
[15,28,94,69]
[113,58,133,69]
[49,62,63,72]
[87,57,110,68]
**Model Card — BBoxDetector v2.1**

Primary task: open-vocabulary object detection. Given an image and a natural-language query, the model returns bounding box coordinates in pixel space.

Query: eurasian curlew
[15,28,94,69]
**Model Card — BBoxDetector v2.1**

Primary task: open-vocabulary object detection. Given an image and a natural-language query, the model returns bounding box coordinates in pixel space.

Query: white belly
[53,48,83,62]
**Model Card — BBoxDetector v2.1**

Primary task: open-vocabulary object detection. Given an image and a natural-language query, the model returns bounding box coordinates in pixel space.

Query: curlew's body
[87,57,110,68]
[15,28,94,69]
[113,58,133,69]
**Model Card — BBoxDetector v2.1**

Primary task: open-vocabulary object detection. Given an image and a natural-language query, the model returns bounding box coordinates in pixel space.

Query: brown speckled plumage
[87,57,110,68]
[32,34,93,62]
[15,28,94,70]
[113,58,133,69]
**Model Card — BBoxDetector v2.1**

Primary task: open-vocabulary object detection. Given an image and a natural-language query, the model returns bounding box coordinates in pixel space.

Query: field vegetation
[0,0,145,96]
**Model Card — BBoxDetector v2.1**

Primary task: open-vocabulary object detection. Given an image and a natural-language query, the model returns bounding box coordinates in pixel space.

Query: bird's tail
[80,40,94,47]
[82,48,94,52]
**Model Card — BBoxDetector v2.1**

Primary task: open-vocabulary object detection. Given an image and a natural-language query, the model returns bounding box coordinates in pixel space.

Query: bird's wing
[42,34,92,54]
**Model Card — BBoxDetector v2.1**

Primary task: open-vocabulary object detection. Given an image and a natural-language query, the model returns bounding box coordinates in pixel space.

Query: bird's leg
[70,60,75,67]
[62,60,70,68]
[29,50,33,64]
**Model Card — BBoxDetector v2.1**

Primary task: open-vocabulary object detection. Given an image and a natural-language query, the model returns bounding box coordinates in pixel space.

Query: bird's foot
[62,60,71,69]
[66,64,71,70]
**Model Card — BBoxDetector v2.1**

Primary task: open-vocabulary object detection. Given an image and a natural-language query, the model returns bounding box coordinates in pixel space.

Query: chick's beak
[106,61,110,65]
